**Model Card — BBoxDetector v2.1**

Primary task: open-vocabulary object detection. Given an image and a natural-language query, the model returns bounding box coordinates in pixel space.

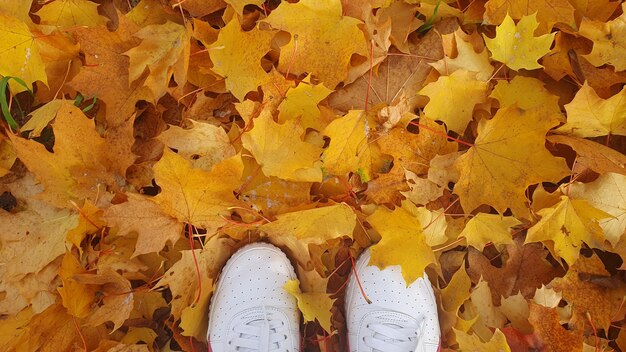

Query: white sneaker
[207,242,300,352]
[346,249,441,352]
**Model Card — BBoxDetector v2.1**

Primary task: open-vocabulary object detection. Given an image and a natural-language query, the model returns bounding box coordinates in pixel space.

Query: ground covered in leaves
[1,0,626,351]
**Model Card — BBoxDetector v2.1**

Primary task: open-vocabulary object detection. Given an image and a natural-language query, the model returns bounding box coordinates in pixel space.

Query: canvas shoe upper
[346,249,441,352]
[207,242,300,352]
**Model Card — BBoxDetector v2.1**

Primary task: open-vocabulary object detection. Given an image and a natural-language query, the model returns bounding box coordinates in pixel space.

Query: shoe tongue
[370,313,417,352]
[239,312,280,352]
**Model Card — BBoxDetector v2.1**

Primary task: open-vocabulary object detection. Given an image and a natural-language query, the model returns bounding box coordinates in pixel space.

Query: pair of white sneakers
[207,243,441,352]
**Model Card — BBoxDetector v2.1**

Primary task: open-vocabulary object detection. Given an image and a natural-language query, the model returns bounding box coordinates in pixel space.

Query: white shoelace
[363,319,421,352]
[228,310,290,352]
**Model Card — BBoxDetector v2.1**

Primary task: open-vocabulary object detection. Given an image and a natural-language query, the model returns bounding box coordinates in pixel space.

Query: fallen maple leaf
[322,110,373,180]
[557,82,626,137]
[35,0,107,29]
[10,101,116,208]
[277,76,333,131]
[430,29,494,81]
[483,0,576,32]
[579,3,626,71]
[209,17,275,101]
[568,173,626,246]
[367,204,436,285]
[265,0,368,88]
[0,14,47,92]
[68,17,153,127]
[419,70,489,134]
[158,119,236,171]
[548,135,626,175]
[260,204,356,266]
[242,109,323,182]
[73,269,134,331]
[454,105,570,216]
[57,252,97,318]
[467,238,564,304]
[484,13,555,71]
[454,328,511,351]
[528,302,583,351]
[104,193,183,257]
[151,149,243,232]
[156,236,233,319]
[458,213,521,251]
[490,75,561,114]
[550,252,626,331]
[125,20,191,99]
[284,279,335,333]
[527,196,611,265]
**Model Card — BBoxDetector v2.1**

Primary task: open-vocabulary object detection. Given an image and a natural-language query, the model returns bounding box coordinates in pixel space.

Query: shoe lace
[229,309,290,352]
[363,318,421,352]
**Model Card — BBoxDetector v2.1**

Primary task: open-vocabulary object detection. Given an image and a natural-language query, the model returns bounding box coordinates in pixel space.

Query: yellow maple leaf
[557,82,626,137]
[10,102,114,208]
[483,0,575,32]
[67,18,153,127]
[454,328,512,352]
[66,200,104,252]
[441,267,472,314]
[0,207,76,316]
[156,236,234,319]
[104,193,184,257]
[35,0,107,28]
[180,278,213,340]
[377,117,457,175]
[499,293,531,333]
[403,201,448,246]
[277,76,333,131]
[526,196,612,265]
[238,162,312,217]
[73,269,134,331]
[430,29,494,81]
[242,111,323,182]
[3,304,84,351]
[322,110,372,180]
[0,14,47,92]
[569,173,626,246]
[260,204,356,265]
[490,75,561,115]
[151,149,243,232]
[468,280,507,333]
[419,70,489,134]
[209,17,275,101]
[367,205,436,286]
[484,13,555,71]
[158,119,236,171]
[459,214,522,251]
[265,0,368,88]
[284,279,335,332]
[57,252,97,318]
[570,0,620,23]
[454,105,570,216]
[125,21,191,98]
[579,4,626,72]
